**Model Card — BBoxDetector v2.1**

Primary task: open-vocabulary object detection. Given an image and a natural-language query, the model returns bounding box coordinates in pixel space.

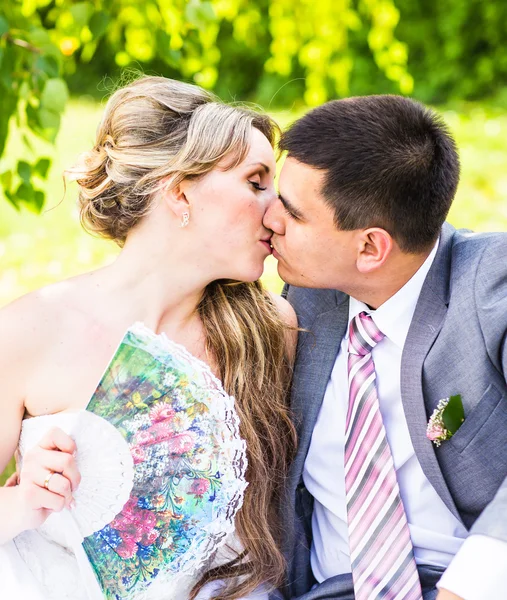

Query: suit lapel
[290,295,349,490]
[401,223,462,522]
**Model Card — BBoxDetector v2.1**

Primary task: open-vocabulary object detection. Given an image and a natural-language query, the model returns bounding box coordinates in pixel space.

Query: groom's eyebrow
[278,193,304,219]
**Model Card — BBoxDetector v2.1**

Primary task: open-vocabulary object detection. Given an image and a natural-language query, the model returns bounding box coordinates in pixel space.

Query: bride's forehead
[241,134,275,170]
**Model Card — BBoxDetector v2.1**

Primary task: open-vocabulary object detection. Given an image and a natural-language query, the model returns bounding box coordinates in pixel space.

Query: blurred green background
[1,0,507,483]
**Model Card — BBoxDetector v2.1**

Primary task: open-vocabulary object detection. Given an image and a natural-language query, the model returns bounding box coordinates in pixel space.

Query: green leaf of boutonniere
[442,394,465,434]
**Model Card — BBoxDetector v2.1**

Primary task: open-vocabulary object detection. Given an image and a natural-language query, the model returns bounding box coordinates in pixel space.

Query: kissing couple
[0,76,505,600]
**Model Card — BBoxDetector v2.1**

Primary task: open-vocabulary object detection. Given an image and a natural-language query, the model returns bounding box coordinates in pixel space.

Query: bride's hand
[4,471,19,487]
[16,427,81,531]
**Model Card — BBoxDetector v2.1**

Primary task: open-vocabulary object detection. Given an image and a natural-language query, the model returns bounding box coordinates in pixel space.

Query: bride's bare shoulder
[0,275,92,351]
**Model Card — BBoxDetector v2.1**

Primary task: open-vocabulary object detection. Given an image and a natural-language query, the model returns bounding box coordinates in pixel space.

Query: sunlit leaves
[185,0,216,30]
[1,0,416,212]
[266,0,412,105]
[0,2,67,211]
[2,155,50,213]
[363,0,413,93]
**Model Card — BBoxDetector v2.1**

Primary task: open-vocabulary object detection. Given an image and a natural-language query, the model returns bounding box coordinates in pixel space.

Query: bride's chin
[236,265,265,283]
[218,256,266,283]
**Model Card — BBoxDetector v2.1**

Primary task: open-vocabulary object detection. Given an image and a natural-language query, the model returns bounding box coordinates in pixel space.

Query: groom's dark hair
[280,95,460,253]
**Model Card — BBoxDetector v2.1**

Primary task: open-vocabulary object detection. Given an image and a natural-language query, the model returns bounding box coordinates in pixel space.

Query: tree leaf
[15,182,34,203]
[4,189,19,210]
[0,16,9,37]
[1,170,12,193]
[17,160,32,184]
[35,55,60,79]
[89,11,111,38]
[34,157,51,178]
[40,78,69,114]
[442,394,465,434]
[26,103,39,132]
[70,2,94,28]
[32,190,46,213]
[38,107,61,140]
[0,90,17,156]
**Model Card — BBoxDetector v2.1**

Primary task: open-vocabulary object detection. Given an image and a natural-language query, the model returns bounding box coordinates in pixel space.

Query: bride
[0,76,297,599]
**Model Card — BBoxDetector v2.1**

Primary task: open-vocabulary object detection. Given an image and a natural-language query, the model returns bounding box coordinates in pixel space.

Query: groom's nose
[263,196,285,235]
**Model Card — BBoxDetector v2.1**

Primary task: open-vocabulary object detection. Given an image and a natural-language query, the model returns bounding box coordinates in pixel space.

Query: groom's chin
[276,262,337,290]
[275,261,305,288]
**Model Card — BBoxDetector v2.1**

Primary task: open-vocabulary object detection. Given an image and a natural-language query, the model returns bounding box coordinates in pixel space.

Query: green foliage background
[3,0,507,212]
[1,1,507,482]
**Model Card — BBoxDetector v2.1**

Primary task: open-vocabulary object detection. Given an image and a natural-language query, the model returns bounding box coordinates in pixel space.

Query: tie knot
[348,312,384,356]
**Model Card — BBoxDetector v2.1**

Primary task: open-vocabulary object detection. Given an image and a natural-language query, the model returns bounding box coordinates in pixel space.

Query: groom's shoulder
[450,227,507,277]
[452,227,507,251]
[282,283,343,324]
[443,227,507,312]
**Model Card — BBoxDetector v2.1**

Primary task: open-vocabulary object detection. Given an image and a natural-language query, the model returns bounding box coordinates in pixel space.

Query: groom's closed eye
[278,194,303,221]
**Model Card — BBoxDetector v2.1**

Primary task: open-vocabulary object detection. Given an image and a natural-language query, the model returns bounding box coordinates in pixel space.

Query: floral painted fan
[65,322,247,600]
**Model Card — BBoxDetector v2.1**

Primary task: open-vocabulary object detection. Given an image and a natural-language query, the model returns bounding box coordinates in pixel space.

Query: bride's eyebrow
[245,162,271,174]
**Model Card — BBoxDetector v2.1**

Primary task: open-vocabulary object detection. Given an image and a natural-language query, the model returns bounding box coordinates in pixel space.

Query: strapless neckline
[22,321,223,426]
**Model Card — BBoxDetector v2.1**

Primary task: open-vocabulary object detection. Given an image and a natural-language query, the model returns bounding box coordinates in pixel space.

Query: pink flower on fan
[138,511,157,531]
[111,496,160,555]
[120,529,142,544]
[117,539,138,559]
[189,478,210,496]
[116,497,139,522]
[140,529,159,546]
[166,432,196,455]
[134,420,184,447]
[150,403,176,424]
[130,445,145,464]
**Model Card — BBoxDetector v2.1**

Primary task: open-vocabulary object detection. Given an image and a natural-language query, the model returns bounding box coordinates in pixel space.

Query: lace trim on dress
[125,323,249,597]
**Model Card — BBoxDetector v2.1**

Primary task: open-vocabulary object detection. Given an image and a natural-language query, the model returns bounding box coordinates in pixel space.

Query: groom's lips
[271,243,281,259]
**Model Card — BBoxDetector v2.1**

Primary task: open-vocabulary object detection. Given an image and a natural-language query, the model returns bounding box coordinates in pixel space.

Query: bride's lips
[260,237,273,254]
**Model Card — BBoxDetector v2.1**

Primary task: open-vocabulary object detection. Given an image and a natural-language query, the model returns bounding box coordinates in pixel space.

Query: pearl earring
[180,212,190,228]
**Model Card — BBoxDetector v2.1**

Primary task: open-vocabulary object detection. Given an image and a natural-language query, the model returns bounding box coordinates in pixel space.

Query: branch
[3,34,41,54]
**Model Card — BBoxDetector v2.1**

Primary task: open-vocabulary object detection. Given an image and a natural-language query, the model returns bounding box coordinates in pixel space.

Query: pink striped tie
[345,312,423,600]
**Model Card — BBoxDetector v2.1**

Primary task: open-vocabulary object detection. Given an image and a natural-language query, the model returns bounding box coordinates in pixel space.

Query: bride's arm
[0,301,80,545]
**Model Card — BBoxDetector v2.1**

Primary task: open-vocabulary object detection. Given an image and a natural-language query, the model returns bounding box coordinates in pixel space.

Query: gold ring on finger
[43,471,56,491]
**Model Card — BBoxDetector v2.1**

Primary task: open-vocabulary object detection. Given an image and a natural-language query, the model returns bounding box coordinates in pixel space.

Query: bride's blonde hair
[67,75,296,599]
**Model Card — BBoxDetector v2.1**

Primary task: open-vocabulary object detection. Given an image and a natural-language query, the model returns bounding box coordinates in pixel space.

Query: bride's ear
[160,177,191,222]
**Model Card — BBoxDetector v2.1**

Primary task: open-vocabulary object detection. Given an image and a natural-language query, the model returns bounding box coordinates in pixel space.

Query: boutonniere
[426,394,465,446]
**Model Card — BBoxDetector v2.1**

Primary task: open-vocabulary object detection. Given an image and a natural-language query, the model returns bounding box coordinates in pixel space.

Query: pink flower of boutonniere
[426,394,465,447]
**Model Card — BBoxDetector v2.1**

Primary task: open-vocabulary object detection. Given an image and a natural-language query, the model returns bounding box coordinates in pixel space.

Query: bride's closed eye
[248,180,267,191]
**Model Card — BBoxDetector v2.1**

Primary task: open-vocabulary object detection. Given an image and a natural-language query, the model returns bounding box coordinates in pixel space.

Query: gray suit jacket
[278,223,507,599]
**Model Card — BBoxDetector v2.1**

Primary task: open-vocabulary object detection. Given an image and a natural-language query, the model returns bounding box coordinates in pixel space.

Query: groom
[264,96,507,600]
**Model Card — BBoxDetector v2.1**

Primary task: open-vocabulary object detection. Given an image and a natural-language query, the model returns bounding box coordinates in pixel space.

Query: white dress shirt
[303,241,507,599]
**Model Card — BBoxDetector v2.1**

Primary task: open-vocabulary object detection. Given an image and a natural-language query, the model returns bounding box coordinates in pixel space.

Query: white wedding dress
[0,324,269,600]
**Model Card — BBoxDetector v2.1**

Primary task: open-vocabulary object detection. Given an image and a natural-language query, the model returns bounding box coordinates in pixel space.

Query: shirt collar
[347,238,439,349]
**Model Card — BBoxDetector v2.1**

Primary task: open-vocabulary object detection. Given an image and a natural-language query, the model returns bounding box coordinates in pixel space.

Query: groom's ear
[356,228,393,273]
